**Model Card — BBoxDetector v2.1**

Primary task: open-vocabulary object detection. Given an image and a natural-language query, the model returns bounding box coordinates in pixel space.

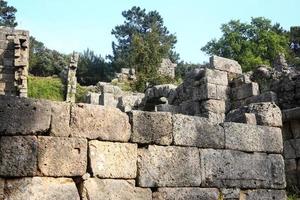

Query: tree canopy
[201,17,290,71]
[0,0,17,27]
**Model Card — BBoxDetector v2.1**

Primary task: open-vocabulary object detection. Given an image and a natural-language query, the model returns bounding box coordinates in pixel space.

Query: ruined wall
[0,95,286,200]
[0,27,29,97]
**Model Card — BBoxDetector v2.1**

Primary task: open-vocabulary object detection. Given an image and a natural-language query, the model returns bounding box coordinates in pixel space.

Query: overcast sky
[9,0,300,63]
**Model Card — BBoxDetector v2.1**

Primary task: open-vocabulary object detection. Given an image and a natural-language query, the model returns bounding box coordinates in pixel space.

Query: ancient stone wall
[0,27,29,97]
[0,95,286,199]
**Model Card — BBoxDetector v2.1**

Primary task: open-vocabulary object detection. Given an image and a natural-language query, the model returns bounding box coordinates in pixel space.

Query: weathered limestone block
[200,99,226,113]
[38,137,87,177]
[4,177,80,200]
[193,83,229,101]
[290,120,300,138]
[0,96,51,135]
[0,136,37,176]
[221,188,240,199]
[100,93,119,107]
[248,102,282,127]
[49,101,70,137]
[231,82,259,100]
[231,74,251,87]
[155,104,179,113]
[137,145,201,187]
[153,188,220,200]
[210,55,242,74]
[200,68,228,86]
[70,103,131,141]
[282,107,300,122]
[173,114,224,148]
[117,92,144,112]
[224,122,283,153]
[130,111,172,145]
[284,140,297,159]
[240,189,286,200]
[89,141,137,178]
[199,111,226,124]
[200,149,286,189]
[85,92,100,105]
[244,91,278,105]
[80,179,151,200]
[179,100,200,115]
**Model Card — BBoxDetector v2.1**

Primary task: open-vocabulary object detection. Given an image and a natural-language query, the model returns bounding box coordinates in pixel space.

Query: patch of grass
[28,75,65,101]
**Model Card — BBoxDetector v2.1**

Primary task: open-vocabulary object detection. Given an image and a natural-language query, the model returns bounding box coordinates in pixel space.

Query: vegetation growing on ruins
[201,17,292,71]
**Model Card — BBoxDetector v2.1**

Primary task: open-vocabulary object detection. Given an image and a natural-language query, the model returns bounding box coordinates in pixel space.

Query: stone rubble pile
[0,95,287,199]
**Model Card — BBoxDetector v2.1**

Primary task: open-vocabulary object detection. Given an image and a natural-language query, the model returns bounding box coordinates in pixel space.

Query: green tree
[201,17,290,71]
[29,37,69,76]
[77,49,113,86]
[0,0,17,27]
[109,6,179,91]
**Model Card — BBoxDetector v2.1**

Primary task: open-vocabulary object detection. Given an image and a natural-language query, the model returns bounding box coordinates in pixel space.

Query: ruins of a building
[65,52,79,103]
[0,27,29,97]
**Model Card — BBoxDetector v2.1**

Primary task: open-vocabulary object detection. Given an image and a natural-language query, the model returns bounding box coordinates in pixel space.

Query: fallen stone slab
[80,179,151,200]
[0,136,38,176]
[200,149,286,189]
[4,177,80,200]
[224,122,283,153]
[137,145,201,187]
[210,55,242,74]
[70,103,131,141]
[240,189,286,200]
[173,114,224,148]
[152,188,220,200]
[38,136,87,177]
[89,140,137,179]
[130,111,173,145]
[0,95,51,135]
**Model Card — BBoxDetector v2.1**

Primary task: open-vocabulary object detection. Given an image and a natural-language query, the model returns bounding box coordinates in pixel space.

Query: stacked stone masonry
[0,95,286,199]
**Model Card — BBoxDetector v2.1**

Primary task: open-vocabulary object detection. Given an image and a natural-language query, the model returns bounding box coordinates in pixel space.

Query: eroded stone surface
[173,114,224,148]
[137,145,201,187]
[153,188,220,200]
[200,149,286,189]
[89,140,137,178]
[4,177,80,200]
[224,122,283,153]
[80,179,151,200]
[38,136,87,177]
[0,136,37,176]
[70,103,131,141]
[49,101,70,137]
[240,189,286,200]
[210,55,242,74]
[130,111,172,145]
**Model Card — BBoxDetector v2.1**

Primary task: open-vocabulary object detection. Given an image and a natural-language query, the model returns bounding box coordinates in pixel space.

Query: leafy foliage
[201,17,290,71]
[77,49,113,86]
[0,0,17,27]
[29,37,69,76]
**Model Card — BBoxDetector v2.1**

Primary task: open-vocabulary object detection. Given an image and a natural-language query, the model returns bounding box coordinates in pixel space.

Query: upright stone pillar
[66,52,79,103]
[0,27,29,97]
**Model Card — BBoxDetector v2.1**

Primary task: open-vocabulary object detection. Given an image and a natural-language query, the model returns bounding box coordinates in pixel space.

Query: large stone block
[38,136,87,177]
[0,136,37,176]
[70,103,131,141]
[130,111,173,145]
[240,189,286,200]
[224,122,283,153]
[199,111,226,124]
[200,68,228,86]
[231,82,259,100]
[290,120,300,138]
[89,141,137,178]
[173,114,224,148]
[200,149,286,189]
[153,188,220,200]
[49,101,70,137]
[193,83,229,101]
[137,145,201,187]
[4,177,80,200]
[284,139,300,159]
[0,95,51,135]
[80,179,151,200]
[210,55,242,74]
[200,99,226,113]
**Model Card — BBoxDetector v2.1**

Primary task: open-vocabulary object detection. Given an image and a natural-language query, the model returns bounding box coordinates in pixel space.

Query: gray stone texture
[0,95,51,135]
[70,103,131,141]
[284,139,300,159]
[290,119,300,138]
[4,177,80,200]
[221,188,240,199]
[49,101,71,137]
[89,140,137,178]
[80,179,151,200]
[200,68,228,86]
[193,83,229,101]
[38,136,87,177]
[130,111,173,145]
[210,55,242,74]
[240,189,286,200]
[200,149,286,189]
[231,82,259,100]
[224,122,283,153]
[0,136,37,176]
[153,188,220,200]
[137,145,201,187]
[173,114,224,148]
